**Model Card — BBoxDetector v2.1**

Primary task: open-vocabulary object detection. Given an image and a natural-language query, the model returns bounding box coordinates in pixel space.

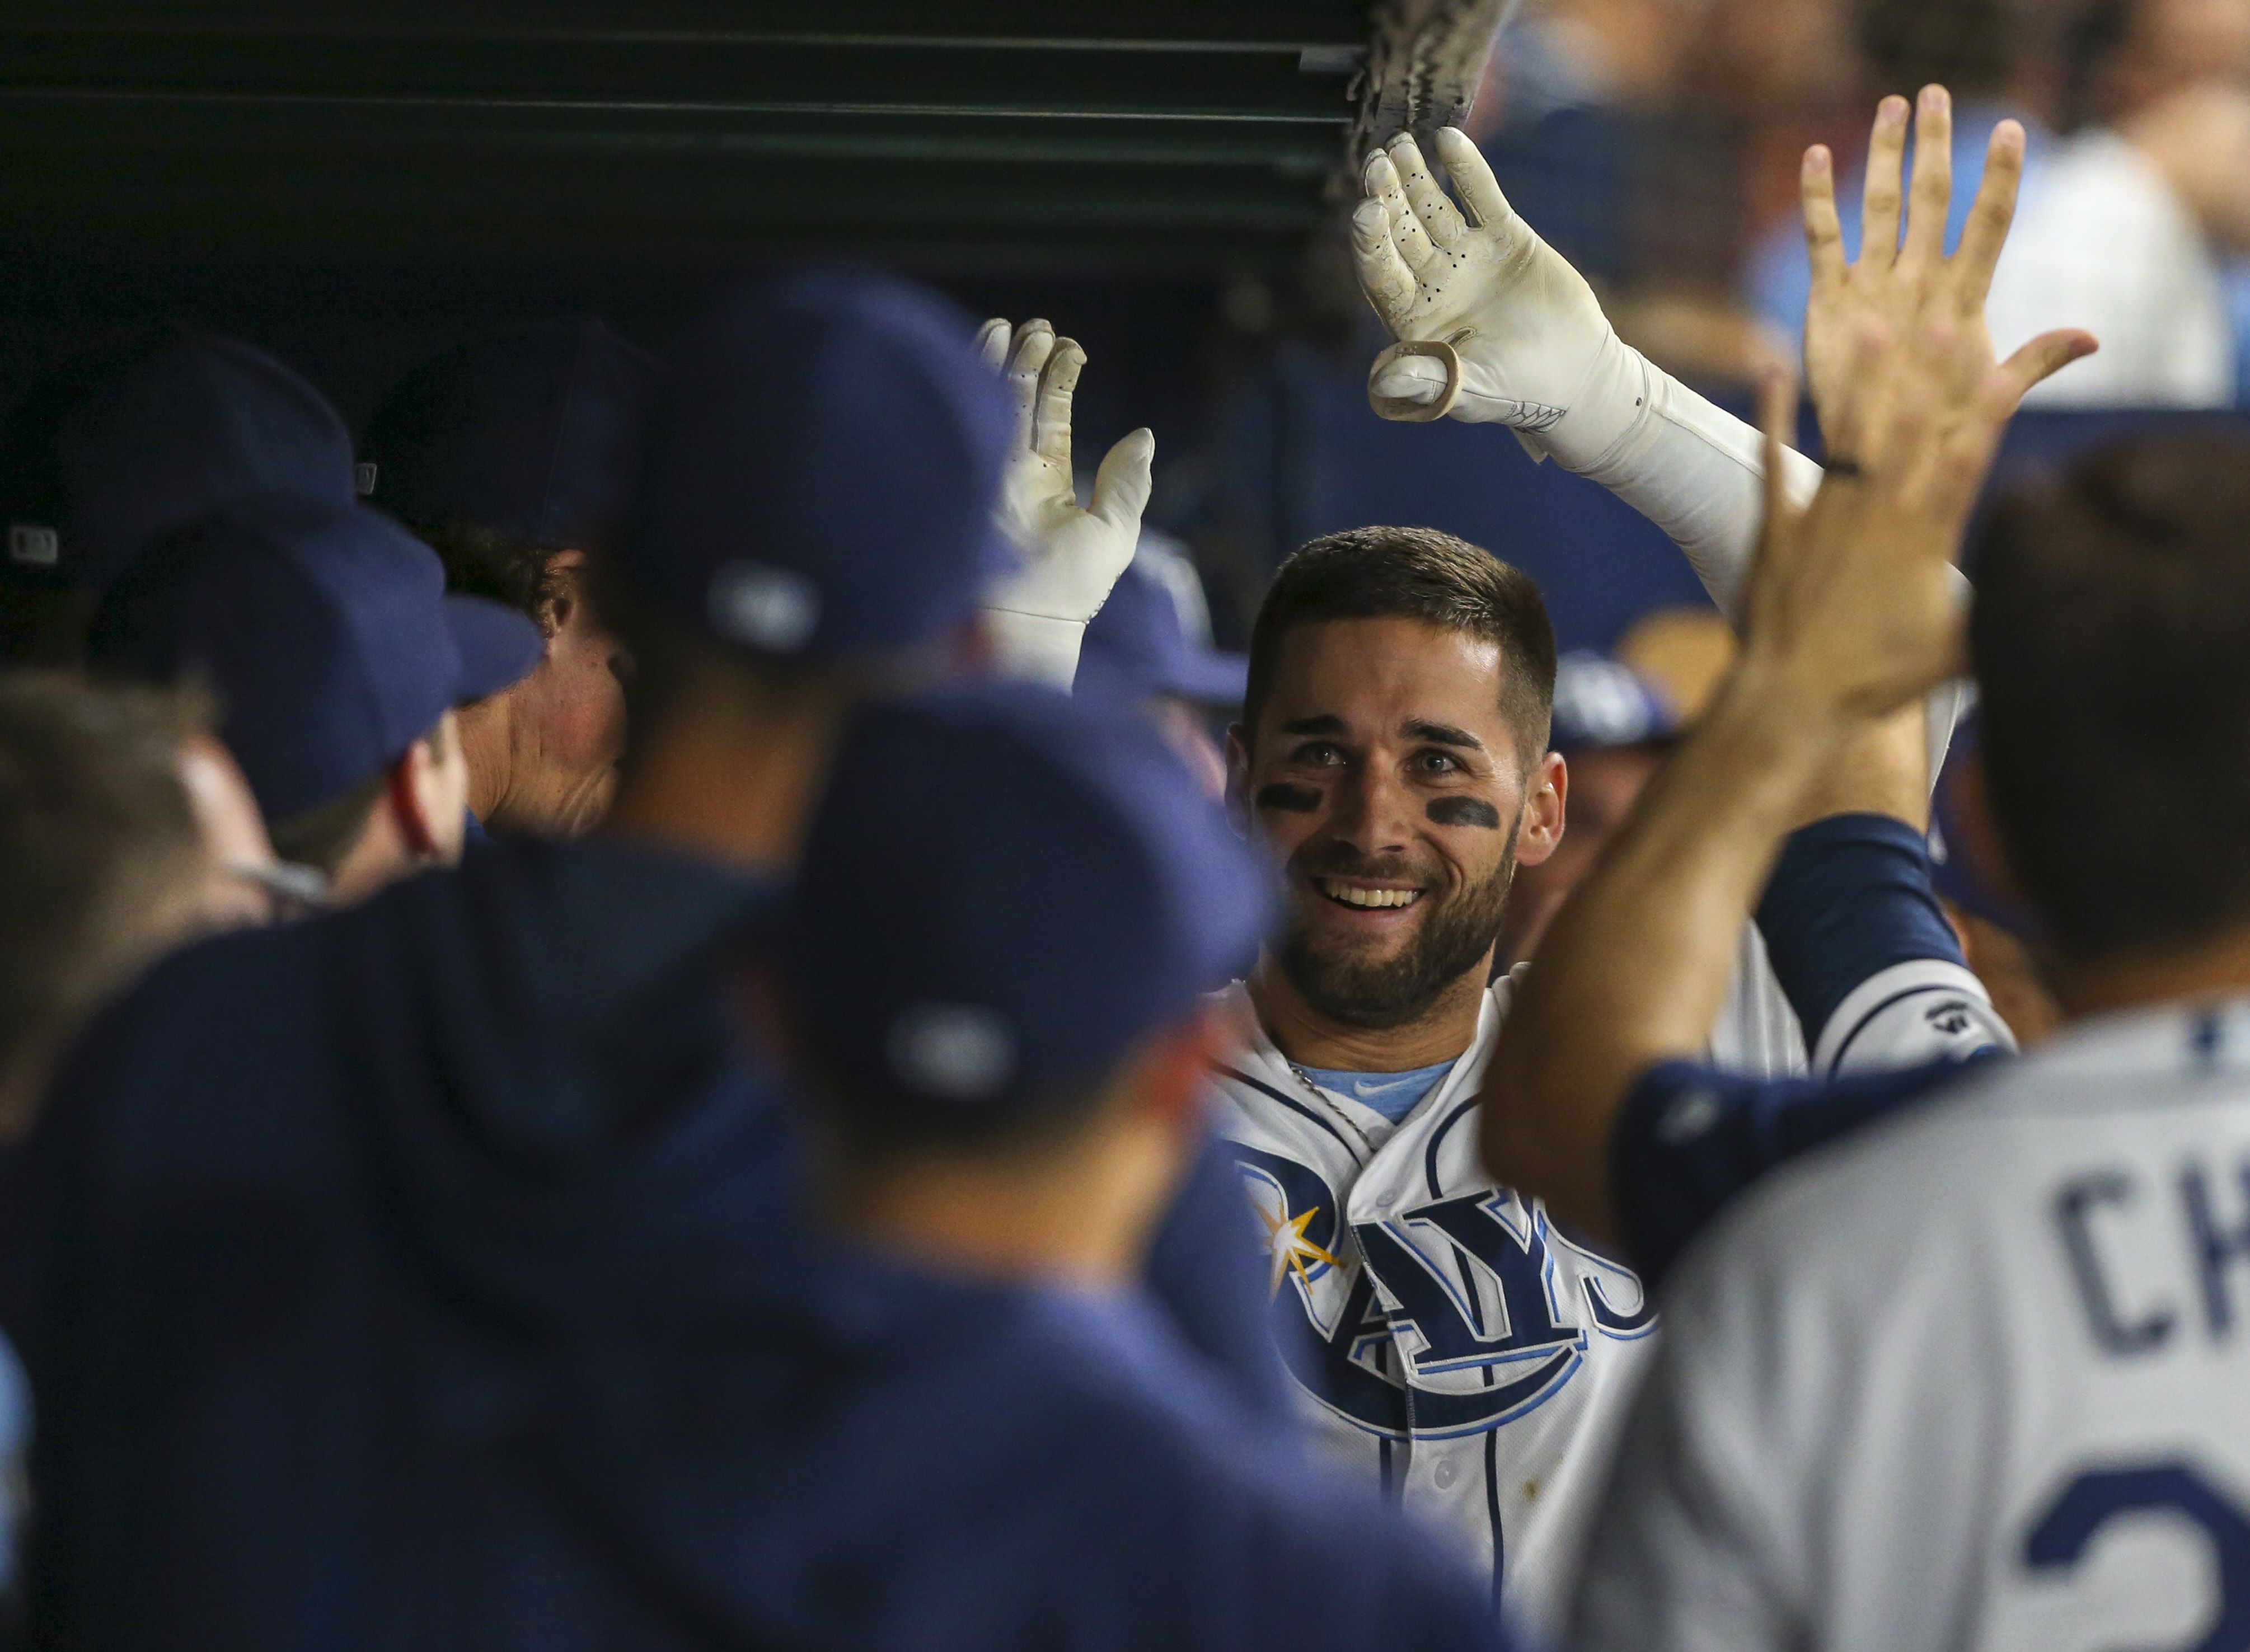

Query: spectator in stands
[86,496,543,904]
[360,320,657,840]
[1751,0,2236,406]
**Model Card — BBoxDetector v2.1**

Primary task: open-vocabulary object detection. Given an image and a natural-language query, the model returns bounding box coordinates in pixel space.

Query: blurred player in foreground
[1204,86,2043,1635]
[9,274,1284,1648]
[730,683,1512,1649]
[1467,85,2249,1652]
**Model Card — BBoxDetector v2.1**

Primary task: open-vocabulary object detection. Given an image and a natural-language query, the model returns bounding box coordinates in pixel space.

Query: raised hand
[1349,128,1629,457]
[1801,87,2095,461]
[977,317,1154,688]
[1738,181,2096,729]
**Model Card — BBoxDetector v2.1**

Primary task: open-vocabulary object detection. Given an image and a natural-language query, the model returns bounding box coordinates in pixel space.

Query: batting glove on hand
[1354,128,1647,470]
[978,317,1155,689]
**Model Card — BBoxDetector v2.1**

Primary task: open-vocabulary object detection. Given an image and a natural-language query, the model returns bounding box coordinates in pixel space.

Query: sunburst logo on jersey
[1258,1200,1343,1299]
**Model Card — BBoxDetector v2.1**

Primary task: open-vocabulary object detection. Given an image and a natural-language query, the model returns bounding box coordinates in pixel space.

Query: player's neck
[1247,951,1489,1073]
[603,687,845,875]
[817,1109,1175,1292]
[2052,923,2250,1025]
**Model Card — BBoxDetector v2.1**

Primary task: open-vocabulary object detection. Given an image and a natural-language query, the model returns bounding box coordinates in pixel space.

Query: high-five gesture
[1351,128,1638,464]
[1801,87,2096,468]
[977,317,1155,690]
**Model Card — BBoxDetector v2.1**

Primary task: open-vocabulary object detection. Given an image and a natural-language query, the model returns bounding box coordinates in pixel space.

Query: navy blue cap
[1549,651,1681,753]
[0,326,354,592]
[87,494,543,822]
[359,317,661,550]
[1076,557,1248,709]
[617,272,1017,659]
[782,683,1275,1116]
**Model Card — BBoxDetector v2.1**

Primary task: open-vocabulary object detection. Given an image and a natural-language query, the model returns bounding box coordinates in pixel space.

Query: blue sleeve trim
[1611,1054,1993,1290]
[1756,813,1965,1052]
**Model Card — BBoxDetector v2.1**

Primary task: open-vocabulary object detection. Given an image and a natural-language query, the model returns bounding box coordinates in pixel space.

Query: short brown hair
[414,519,566,634]
[1971,435,2250,960]
[1243,527,1558,767]
[0,673,207,1100]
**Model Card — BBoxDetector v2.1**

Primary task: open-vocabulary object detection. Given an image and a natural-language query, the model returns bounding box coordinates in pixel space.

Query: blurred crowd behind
[1475,0,2250,402]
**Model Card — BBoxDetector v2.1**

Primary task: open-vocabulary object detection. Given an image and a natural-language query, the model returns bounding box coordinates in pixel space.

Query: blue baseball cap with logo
[1076,556,1248,709]
[781,683,1274,1121]
[1548,650,1681,754]
[0,326,355,592]
[617,271,1018,660]
[87,494,543,822]
[359,317,662,551]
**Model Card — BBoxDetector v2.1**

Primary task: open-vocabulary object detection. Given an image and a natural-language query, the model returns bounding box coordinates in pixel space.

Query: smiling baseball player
[1207,91,2060,1638]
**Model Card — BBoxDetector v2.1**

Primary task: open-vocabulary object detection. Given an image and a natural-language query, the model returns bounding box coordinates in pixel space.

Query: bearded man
[1208,92,2068,1637]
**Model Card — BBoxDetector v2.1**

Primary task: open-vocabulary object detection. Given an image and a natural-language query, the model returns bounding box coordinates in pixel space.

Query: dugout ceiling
[0,0,1508,277]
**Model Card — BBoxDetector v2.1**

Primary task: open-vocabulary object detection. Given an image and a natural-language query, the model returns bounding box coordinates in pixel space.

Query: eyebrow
[1403,719,1485,754]
[1277,715,1348,737]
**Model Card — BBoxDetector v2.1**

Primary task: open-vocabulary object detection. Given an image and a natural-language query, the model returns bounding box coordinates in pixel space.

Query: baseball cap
[87,493,543,822]
[617,271,1018,659]
[359,317,662,550]
[781,683,1275,1120]
[0,326,355,591]
[1548,650,1681,753]
[1076,556,1248,709]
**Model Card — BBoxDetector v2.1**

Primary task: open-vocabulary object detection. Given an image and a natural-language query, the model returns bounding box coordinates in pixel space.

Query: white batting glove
[977,317,1155,689]
[1353,128,1647,466]
[1353,126,1826,620]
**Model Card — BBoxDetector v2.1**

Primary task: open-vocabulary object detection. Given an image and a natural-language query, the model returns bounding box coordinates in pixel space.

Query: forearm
[1482,674,1832,1235]
[1562,355,1825,621]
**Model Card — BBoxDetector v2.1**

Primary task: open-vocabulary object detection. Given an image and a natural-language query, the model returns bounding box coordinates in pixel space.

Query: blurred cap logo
[709,561,819,652]
[887,1003,1016,1099]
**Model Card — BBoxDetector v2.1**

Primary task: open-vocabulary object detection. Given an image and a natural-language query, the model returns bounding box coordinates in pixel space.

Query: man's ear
[1514,750,1569,869]
[1223,724,1252,838]
[390,710,467,862]
[543,547,589,639]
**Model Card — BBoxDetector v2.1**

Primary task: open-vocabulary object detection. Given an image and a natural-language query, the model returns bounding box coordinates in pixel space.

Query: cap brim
[444,593,544,703]
[1154,649,1249,709]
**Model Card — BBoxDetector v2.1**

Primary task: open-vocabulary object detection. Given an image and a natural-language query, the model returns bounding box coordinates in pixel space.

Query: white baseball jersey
[1573,997,2250,1652]
[1207,930,1998,1640]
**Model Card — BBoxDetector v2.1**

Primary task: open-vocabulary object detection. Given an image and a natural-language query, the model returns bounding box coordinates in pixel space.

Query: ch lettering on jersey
[1233,1147,1649,1439]
[2054,1152,2250,1357]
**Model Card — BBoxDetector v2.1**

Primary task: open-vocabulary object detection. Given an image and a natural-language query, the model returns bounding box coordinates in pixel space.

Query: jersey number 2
[2026,1464,2250,1652]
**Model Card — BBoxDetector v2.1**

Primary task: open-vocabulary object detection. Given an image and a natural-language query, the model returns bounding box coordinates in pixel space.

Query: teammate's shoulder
[1667,1053,2025,1290]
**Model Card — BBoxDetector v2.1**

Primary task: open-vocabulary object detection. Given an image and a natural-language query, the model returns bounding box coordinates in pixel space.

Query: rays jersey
[1207,811,2005,1640]
[1574,999,2250,1652]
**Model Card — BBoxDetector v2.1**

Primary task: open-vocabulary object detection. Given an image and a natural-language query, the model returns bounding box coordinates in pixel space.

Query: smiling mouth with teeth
[1317,879,1424,910]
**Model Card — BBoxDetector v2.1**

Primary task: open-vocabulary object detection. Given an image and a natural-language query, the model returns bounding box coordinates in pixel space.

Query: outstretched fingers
[1364,150,1436,269]
[1386,132,1469,250]
[1005,321,1055,451]
[1859,96,1911,266]
[1952,120,2028,311]
[1351,198,1419,328]
[1034,339,1084,468]
[1803,144,1848,293]
[1089,428,1156,531]
[1899,85,1955,272]
[1435,126,1511,231]
[977,318,1012,371]
[1995,327,2101,410]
